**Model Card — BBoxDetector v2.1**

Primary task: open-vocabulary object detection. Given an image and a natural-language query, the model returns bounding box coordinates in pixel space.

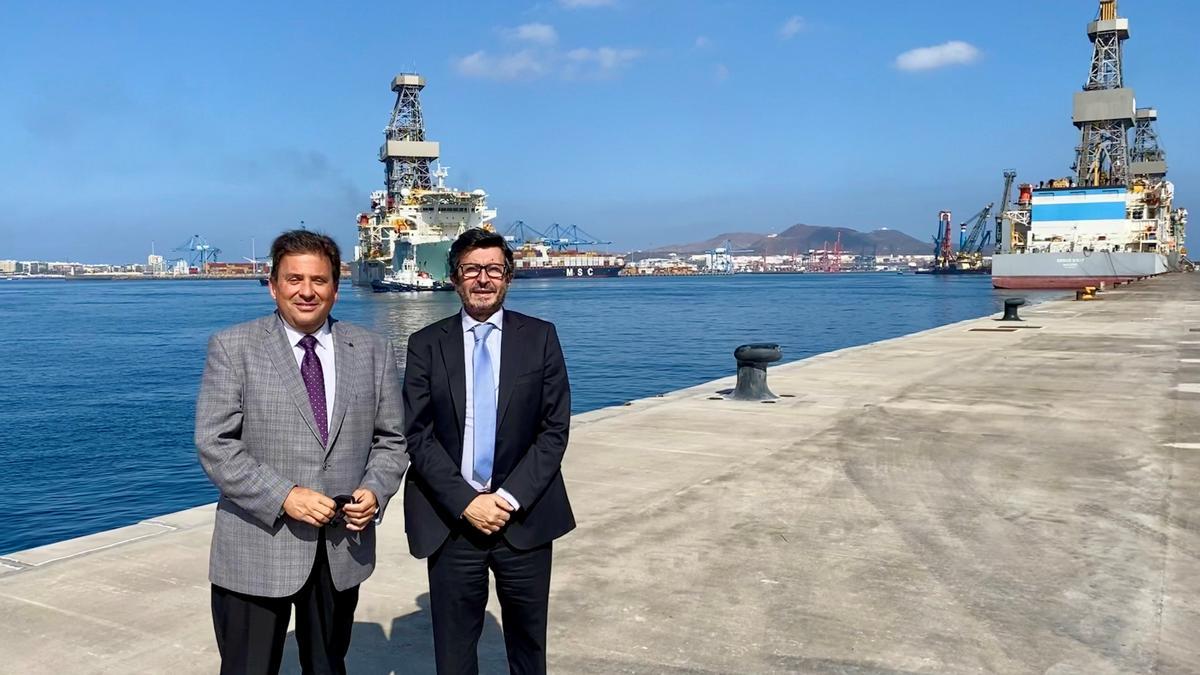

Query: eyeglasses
[457,263,509,279]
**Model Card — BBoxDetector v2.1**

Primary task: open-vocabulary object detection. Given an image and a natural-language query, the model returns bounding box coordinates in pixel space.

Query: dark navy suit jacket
[401,309,575,558]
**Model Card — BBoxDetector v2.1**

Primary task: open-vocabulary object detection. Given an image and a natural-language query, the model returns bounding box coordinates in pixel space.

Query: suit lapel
[325,318,354,455]
[263,313,323,446]
[496,311,523,428]
[437,315,467,445]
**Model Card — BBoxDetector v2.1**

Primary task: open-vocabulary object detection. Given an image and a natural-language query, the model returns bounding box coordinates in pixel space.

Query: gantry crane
[819,232,844,272]
[540,223,612,251]
[704,239,754,274]
[173,235,221,273]
[503,220,548,245]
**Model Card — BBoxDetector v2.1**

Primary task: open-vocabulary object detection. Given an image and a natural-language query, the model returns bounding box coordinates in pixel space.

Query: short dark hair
[270,230,342,285]
[448,228,514,280]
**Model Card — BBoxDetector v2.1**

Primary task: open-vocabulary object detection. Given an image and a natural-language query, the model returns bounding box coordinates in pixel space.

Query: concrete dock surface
[3,274,1200,674]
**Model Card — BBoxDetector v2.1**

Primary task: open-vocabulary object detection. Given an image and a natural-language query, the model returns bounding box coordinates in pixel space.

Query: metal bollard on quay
[726,343,782,401]
[1000,297,1026,321]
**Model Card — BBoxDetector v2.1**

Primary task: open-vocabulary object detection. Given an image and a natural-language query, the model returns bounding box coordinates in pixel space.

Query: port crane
[858,244,879,270]
[503,220,548,245]
[540,223,611,251]
[173,235,221,273]
[931,205,992,270]
[932,211,953,269]
[817,232,844,272]
[242,237,269,276]
[704,239,754,274]
[957,203,995,268]
[995,170,1016,245]
[504,221,613,253]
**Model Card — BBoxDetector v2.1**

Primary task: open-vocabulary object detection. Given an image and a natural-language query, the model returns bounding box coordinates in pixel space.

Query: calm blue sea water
[0,274,1058,555]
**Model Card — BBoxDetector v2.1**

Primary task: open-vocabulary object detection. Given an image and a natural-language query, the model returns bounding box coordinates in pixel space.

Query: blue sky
[1,0,1196,262]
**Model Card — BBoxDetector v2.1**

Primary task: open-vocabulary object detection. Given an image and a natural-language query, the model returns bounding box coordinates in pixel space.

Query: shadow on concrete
[280,593,509,674]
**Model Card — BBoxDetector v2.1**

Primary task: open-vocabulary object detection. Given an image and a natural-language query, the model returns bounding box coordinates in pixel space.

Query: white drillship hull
[992,251,1168,289]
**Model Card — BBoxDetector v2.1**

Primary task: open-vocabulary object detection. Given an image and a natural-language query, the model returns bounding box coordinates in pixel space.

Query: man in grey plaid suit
[196,230,408,675]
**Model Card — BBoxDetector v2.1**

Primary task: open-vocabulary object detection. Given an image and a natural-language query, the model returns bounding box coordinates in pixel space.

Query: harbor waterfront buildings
[0,259,148,276]
[0,259,356,279]
[2,252,941,279]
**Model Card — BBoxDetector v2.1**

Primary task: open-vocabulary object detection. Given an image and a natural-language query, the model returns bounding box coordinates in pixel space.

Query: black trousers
[211,535,360,675]
[427,528,553,675]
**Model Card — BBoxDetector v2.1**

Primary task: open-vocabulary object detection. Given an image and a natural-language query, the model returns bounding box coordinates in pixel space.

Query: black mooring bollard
[727,343,782,401]
[1001,297,1026,321]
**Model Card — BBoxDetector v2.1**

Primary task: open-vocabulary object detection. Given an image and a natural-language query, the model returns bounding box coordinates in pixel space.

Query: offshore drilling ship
[352,74,496,288]
[992,0,1187,289]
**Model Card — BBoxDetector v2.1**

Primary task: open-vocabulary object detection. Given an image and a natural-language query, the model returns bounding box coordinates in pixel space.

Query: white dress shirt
[461,309,520,510]
[280,316,335,429]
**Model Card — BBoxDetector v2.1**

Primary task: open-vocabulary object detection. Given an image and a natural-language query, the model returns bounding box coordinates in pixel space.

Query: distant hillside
[639,224,929,257]
[626,232,765,261]
[759,224,929,256]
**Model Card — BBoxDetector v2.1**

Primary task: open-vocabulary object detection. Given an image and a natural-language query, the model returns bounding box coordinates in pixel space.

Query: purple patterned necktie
[298,335,328,445]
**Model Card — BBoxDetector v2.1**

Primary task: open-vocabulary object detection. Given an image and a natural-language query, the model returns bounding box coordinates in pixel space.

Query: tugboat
[371,255,454,292]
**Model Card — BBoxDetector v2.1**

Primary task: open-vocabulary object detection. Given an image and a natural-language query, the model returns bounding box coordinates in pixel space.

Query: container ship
[512,242,625,279]
[353,74,497,289]
[504,223,626,279]
[991,0,1187,289]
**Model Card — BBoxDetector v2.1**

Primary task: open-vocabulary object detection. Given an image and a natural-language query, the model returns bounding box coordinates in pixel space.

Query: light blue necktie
[472,322,497,485]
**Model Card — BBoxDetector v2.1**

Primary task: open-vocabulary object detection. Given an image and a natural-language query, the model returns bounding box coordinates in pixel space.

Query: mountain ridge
[640,224,930,256]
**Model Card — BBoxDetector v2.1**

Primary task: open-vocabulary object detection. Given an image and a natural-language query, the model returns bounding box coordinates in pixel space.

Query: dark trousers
[211,536,360,675]
[428,528,553,675]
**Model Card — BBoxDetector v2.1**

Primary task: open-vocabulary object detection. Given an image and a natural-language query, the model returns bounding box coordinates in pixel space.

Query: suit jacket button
[322,463,331,471]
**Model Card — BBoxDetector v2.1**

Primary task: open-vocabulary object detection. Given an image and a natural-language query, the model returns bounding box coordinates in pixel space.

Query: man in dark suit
[402,228,575,675]
[196,230,408,675]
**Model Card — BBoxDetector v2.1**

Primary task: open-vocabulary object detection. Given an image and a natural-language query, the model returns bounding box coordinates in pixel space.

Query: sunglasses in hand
[328,494,357,528]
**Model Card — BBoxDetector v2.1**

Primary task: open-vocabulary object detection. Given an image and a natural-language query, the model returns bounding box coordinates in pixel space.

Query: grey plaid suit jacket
[196,313,409,598]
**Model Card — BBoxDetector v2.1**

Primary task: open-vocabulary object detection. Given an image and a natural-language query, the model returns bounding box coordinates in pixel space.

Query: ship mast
[1129,107,1168,180]
[381,74,440,205]
[1072,0,1134,186]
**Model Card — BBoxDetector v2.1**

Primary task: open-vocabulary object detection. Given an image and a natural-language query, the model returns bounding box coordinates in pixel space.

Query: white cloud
[456,22,640,82]
[894,40,981,71]
[695,36,711,49]
[455,50,548,80]
[455,45,640,81]
[714,64,730,82]
[506,23,558,45]
[566,47,642,72]
[779,16,806,40]
[558,0,616,7]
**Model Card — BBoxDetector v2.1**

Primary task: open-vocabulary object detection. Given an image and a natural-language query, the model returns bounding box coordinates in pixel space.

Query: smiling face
[453,245,511,321]
[268,252,338,333]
